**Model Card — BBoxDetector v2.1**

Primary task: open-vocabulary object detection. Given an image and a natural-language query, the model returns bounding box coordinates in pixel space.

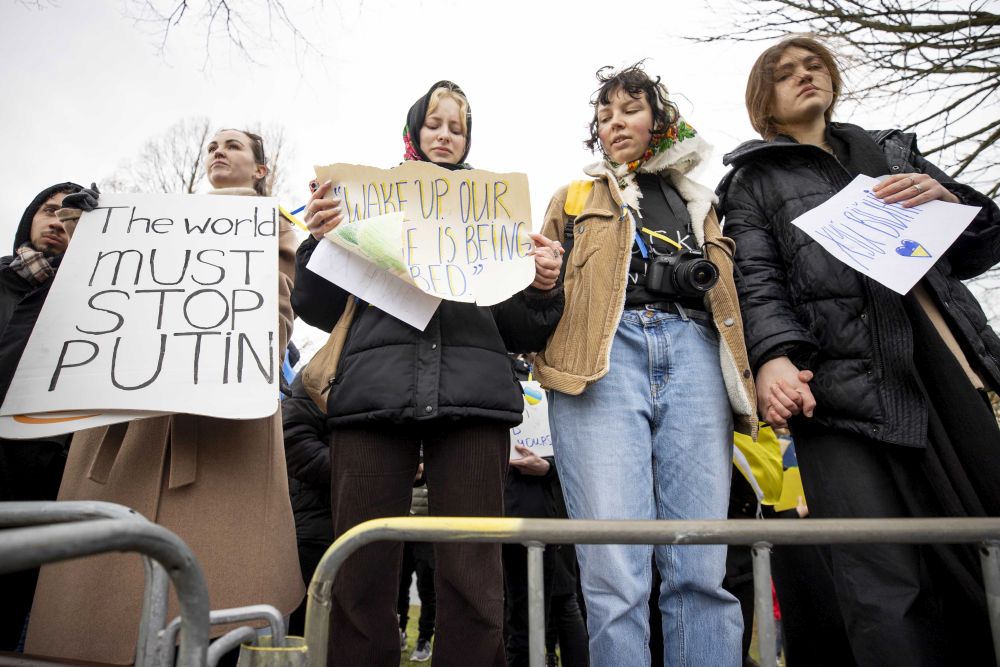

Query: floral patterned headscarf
[402,80,472,170]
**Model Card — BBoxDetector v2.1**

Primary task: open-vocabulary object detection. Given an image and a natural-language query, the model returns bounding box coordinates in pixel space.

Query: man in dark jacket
[0,181,84,650]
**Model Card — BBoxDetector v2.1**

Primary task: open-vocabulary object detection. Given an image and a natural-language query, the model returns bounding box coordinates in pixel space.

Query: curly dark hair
[585,61,680,153]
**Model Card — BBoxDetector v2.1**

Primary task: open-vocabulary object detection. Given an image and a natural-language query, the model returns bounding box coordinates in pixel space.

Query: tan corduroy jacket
[533,172,758,438]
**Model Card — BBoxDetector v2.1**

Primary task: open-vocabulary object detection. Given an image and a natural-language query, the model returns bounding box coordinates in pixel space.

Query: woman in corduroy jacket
[292,81,563,666]
[532,63,756,667]
[717,36,1000,666]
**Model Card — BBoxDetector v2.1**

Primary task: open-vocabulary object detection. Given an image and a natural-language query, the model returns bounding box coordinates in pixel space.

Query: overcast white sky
[0,0,815,236]
[2,1,998,347]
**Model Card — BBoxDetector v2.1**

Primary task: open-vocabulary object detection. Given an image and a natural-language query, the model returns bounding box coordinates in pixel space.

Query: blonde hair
[745,36,843,140]
[425,87,469,136]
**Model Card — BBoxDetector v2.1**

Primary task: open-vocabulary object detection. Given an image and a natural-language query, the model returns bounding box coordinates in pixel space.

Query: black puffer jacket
[292,235,562,426]
[718,125,1000,448]
[282,372,333,545]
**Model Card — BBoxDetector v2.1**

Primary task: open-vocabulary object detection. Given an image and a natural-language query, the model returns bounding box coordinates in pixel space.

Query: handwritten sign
[314,161,535,307]
[0,193,280,428]
[510,381,553,459]
[790,175,981,294]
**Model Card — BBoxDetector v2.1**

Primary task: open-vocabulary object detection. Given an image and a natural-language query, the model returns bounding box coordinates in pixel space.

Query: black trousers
[397,541,436,641]
[327,421,509,667]
[502,543,588,667]
[795,427,996,666]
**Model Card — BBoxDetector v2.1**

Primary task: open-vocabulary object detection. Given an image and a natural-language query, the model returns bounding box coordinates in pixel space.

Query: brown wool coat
[25,199,304,664]
[533,172,758,438]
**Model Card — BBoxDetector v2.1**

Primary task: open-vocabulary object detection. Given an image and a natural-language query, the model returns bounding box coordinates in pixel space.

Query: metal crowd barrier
[0,501,209,667]
[0,501,172,667]
[303,516,1000,667]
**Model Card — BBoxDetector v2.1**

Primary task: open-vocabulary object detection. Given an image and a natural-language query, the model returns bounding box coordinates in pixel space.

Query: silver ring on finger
[913,183,924,194]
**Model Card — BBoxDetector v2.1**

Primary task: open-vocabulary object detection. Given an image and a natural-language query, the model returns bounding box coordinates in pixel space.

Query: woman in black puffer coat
[717,37,1000,667]
[292,81,563,666]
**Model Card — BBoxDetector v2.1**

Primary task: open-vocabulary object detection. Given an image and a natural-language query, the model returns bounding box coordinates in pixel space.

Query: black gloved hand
[62,182,101,212]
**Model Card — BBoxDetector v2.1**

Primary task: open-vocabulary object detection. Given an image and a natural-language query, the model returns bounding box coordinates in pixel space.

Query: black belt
[627,300,712,323]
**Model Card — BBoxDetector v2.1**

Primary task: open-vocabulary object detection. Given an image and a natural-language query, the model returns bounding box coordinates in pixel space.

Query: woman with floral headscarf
[530,63,756,666]
[292,81,563,666]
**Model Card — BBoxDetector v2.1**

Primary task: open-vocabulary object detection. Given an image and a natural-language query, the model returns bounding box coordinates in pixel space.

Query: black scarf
[403,80,472,171]
[825,122,891,179]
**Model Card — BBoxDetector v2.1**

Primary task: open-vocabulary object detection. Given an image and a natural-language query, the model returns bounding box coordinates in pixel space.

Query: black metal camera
[645,250,719,298]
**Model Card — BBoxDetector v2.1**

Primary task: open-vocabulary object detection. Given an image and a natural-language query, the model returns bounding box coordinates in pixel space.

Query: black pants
[795,428,995,666]
[503,543,588,667]
[328,421,509,667]
[0,440,66,651]
[397,541,436,641]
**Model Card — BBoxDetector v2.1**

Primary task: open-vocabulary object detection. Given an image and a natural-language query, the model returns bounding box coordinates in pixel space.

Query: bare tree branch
[115,0,323,64]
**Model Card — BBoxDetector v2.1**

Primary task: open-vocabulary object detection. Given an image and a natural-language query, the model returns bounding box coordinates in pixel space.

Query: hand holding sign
[871,173,960,208]
[305,180,345,241]
[509,445,551,476]
[528,232,563,291]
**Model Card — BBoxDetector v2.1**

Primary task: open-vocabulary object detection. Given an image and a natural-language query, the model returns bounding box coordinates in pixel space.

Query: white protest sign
[306,234,441,331]
[314,161,535,307]
[510,381,553,459]
[790,174,981,294]
[0,193,280,426]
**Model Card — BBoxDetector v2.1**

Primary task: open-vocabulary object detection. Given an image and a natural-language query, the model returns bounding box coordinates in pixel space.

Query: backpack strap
[557,181,593,284]
[564,180,594,218]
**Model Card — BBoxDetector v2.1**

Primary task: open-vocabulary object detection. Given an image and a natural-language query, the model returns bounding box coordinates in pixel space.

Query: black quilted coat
[292,235,562,426]
[717,124,1000,448]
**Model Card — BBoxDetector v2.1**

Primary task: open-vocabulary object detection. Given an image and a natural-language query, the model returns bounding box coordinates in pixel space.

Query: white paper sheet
[307,237,441,331]
[789,175,981,294]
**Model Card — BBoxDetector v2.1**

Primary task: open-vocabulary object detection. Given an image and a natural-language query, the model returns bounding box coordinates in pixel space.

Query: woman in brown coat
[25,129,303,664]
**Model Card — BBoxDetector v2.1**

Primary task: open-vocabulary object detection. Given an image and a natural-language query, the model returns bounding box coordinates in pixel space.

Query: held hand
[756,356,816,428]
[528,232,563,291]
[62,182,101,212]
[872,173,959,208]
[795,495,810,518]
[509,445,551,476]
[305,180,345,241]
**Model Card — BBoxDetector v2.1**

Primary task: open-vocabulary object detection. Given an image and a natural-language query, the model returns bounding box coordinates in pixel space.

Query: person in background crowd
[397,461,436,663]
[26,129,303,665]
[282,366,335,637]
[717,35,1000,666]
[0,181,84,651]
[531,62,756,667]
[503,356,588,667]
[292,80,563,666]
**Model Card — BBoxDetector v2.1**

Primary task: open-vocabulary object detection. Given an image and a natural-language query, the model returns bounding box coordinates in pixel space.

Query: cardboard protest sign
[510,381,553,459]
[313,161,535,308]
[790,175,981,294]
[0,193,280,429]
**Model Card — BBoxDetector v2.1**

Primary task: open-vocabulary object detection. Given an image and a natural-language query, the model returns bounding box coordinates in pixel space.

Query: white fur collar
[584,134,718,245]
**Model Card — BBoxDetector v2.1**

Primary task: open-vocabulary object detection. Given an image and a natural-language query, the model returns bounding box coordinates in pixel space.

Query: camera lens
[681,259,719,292]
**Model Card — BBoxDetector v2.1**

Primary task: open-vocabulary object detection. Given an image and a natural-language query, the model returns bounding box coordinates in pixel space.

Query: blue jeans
[550,308,742,667]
